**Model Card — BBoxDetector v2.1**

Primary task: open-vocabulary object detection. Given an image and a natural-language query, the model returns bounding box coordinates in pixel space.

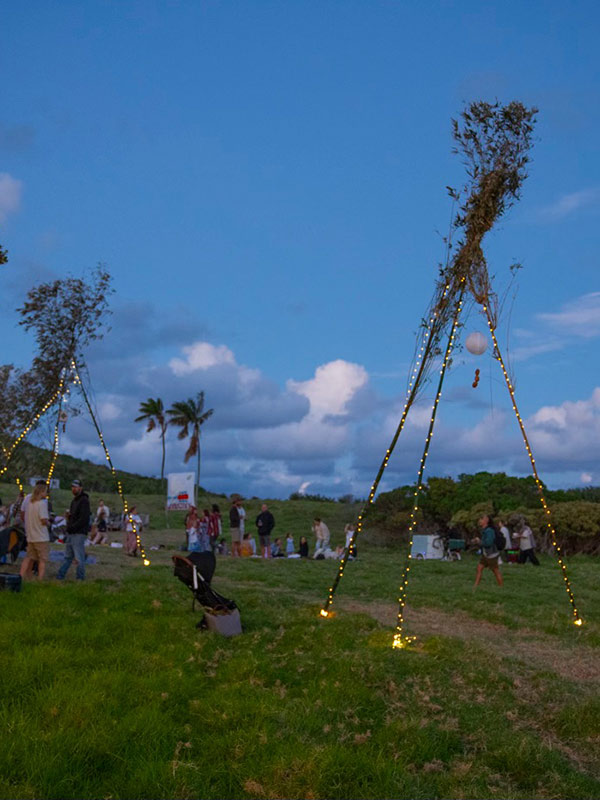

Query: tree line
[366,472,600,554]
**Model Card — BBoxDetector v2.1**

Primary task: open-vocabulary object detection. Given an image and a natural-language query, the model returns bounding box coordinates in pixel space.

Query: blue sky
[2,0,600,497]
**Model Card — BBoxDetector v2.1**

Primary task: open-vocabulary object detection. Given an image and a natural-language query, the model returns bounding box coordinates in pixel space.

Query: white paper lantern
[465,331,488,356]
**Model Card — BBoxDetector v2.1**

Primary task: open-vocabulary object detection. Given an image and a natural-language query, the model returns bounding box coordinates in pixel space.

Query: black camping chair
[172,551,237,615]
[0,525,26,563]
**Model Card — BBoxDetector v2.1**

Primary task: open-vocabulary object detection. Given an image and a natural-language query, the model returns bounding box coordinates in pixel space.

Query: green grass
[1,522,599,799]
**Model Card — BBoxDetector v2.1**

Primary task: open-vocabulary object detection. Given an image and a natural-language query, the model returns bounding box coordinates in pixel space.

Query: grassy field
[1,486,599,799]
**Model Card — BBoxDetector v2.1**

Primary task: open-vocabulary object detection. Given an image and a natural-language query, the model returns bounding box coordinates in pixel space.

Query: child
[240,533,253,558]
[285,532,295,557]
[271,538,284,558]
[298,536,309,558]
[199,509,211,552]
[217,537,229,556]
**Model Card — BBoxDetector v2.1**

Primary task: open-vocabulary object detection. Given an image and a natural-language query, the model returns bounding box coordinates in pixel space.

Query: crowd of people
[7,478,543,586]
[6,478,149,581]
[182,498,359,562]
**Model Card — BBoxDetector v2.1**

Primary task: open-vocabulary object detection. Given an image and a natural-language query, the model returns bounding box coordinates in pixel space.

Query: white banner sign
[166,472,195,511]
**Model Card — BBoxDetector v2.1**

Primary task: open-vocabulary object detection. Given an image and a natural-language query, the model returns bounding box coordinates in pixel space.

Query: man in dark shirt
[255,503,275,559]
[57,479,91,581]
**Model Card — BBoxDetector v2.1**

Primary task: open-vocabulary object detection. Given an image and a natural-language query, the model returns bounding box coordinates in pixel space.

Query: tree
[167,392,214,488]
[14,267,113,420]
[135,398,168,482]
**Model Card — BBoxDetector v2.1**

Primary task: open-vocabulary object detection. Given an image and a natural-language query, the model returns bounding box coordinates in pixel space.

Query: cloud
[170,343,236,375]
[287,359,368,420]
[539,187,600,221]
[0,173,23,222]
[536,292,600,339]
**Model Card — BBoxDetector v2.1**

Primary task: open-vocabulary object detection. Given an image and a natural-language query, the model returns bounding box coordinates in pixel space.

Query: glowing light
[143,558,151,566]
[483,305,582,624]
[320,609,329,618]
[574,618,583,627]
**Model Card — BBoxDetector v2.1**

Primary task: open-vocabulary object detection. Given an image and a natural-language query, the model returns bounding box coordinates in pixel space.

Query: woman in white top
[20,481,50,580]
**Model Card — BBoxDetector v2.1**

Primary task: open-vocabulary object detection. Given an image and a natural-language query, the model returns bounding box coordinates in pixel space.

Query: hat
[72,479,83,488]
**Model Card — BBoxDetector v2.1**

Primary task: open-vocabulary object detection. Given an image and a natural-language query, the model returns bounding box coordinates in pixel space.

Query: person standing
[229,498,241,557]
[312,518,330,557]
[20,480,50,580]
[237,498,246,537]
[515,520,540,566]
[474,514,503,588]
[209,504,222,551]
[256,503,275,558]
[57,479,91,581]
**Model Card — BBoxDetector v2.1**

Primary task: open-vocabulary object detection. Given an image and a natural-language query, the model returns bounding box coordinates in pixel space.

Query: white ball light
[465,331,488,356]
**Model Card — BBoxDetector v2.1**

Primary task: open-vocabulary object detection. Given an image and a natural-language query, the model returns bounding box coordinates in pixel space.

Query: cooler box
[507,549,519,563]
[411,535,444,560]
[0,573,22,592]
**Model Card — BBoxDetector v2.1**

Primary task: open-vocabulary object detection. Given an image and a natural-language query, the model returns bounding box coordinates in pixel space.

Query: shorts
[27,540,50,562]
[230,527,241,543]
[479,554,499,569]
[259,535,270,549]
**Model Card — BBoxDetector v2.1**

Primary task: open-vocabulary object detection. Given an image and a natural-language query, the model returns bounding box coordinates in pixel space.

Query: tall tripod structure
[320,101,583,644]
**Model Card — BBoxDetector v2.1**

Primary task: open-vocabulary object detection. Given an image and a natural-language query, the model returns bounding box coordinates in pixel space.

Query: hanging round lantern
[465,331,488,356]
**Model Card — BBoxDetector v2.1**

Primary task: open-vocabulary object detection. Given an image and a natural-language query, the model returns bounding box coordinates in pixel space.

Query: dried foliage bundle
[408,100,537,400]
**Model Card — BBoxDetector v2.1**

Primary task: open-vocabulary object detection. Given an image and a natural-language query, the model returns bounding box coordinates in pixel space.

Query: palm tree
[134,398,168,482]
[167,392,214,489]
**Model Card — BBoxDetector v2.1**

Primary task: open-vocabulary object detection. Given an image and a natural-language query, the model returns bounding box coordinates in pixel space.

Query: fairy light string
[320,284,454,617]
[45,391,65,489]
[0,381,65,479]
[482,304,583,625]
[392,284,466,648]
[71,360,150,566]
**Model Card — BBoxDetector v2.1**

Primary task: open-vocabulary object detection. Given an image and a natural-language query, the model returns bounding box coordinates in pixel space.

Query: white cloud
[537,292,600,339]
[581,472,593,484]
[0,172,23,222]
[287,359,368,420]
[169,342,235,375]
[539,187,600,220]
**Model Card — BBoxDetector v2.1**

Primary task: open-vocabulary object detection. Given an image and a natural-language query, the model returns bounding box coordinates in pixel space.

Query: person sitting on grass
[473,514,503,588]
[217,537,229,555]
[298,536,309,558]
[125,507,143,557]
[240,533,253,558]
[271,538,285,558]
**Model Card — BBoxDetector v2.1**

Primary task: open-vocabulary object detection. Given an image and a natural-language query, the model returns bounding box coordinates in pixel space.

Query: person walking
[256,503,275,558]
[57,479,91,581]
[20,480,50,581]
[229,498,241,557]
[515,520,541,565]
[473,514,503,588]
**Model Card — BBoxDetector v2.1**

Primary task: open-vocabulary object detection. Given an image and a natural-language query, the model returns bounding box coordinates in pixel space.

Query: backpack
[494,528,506,550]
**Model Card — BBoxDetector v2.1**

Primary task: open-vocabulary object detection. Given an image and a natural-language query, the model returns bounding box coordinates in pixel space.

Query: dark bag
[494,528,506,550]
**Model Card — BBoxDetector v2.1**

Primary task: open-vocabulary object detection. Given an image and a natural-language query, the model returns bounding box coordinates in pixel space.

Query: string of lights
[482,305,583,626]
[71,360,150,566]
[45,393,65,488]
[1,444,23,494]
[320,284,454,618]
[0,381,65,479]
[392,284,465,648]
